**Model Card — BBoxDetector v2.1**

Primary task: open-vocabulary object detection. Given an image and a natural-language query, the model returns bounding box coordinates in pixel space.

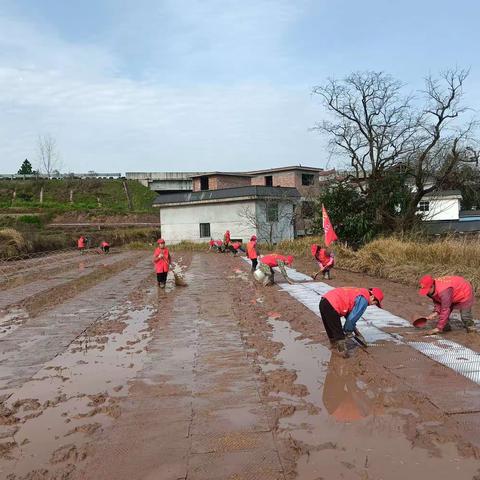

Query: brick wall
[251,172,297,187]
[192,178,201,192]
[192,175,251,191]
[215,175,251,189]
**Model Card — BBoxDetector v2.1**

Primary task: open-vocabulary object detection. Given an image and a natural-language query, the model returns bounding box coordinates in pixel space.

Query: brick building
[190,165,328,236]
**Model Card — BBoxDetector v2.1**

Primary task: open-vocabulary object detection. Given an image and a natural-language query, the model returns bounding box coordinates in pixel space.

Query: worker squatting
[151,232,477,358]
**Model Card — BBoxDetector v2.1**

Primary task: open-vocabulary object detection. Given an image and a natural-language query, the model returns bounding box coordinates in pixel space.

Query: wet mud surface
[0,251,479,479]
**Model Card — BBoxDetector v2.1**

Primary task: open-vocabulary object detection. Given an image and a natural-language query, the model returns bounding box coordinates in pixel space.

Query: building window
[265,175,273,187]
[418,201,430,212]
[266,203,278,222]
[200,176,209,191]
[301,201,315,218]
[302,173,315,186]
[199,223,211,237]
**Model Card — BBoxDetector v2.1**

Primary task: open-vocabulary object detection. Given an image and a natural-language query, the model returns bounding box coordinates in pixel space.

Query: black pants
[319,297,345,341]
[157,272,168,284]
[102,246,110,253]
[251,258,258,271]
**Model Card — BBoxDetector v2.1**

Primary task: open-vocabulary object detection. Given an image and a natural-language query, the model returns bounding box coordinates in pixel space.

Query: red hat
[250,235,257,241]
[370,287,384,308]
[157,238,165,244]
[286,255,294,265]
[418,275,434,296]
[310,244,319,256]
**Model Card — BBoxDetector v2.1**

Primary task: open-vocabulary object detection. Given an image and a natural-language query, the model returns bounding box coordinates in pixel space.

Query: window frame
[199,223,211,238]
[200,176,209,191]
[266,202,279,222]
[301,173,315,186]
[418,201,430,212]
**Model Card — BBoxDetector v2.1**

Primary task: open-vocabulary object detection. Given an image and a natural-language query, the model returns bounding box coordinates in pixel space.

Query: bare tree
[313,68,477,229]
[238,196,297,246]
[313,71,419,190]
[402,70,478,226]
[37,134,62,177]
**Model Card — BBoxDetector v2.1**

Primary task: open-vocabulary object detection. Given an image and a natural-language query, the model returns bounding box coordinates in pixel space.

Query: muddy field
[0,250,479,479]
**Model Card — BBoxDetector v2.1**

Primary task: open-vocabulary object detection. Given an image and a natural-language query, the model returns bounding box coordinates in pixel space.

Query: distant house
[152,186,300,244]
[417,190,462,221]
[417,190,480,234]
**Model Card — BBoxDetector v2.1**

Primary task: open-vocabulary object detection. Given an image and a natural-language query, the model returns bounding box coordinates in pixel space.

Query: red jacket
[224,231,231,243]
[261,254,290,268]
[101,241,110,247]
[317,248,334,268]
[77,237,85,248]
[431,276,474,330]
[324,287,370,317]
[153,247,170,273]
[246,241,257,259]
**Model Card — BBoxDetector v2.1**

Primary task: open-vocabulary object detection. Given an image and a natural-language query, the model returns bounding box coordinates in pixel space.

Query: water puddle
[0,307,30,340]
[265,317,480,479]
[0,296,157,477]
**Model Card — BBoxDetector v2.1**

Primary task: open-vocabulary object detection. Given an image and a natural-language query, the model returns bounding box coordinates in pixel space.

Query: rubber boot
[335,339,349,358]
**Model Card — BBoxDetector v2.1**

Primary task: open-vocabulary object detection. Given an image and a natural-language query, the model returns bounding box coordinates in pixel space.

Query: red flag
[322,204,338,246]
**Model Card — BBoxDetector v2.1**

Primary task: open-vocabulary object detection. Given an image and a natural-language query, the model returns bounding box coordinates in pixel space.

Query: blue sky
[0,0,479,173]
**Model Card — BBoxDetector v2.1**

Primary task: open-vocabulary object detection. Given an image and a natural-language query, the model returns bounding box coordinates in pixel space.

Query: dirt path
[0,251,133,309]
[0,252,478,479]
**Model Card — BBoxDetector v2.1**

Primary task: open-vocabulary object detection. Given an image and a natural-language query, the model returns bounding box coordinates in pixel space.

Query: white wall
[160,199,296,243]
[160,200,258,243]
[254,201,295,243]
[419,198,461,221]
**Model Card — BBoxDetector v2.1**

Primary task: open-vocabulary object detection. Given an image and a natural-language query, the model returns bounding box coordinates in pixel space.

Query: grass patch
[0,178,157,213]
[274,235,480,294]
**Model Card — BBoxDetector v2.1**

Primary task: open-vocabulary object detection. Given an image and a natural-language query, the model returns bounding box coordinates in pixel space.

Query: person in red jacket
[246,235,259,272]
[77,235,86,254]
[257,253,294,286]
[223,230,231,248]
[228,241,245,256]
[418,275,475,335]
[319,286,384,357]
[100,240,110,253]
[153,239,171,288]
[311,244,335,280]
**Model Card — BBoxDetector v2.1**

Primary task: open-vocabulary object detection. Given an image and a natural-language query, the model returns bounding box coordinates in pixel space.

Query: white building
[153,186,300,244]
[417,190,462,221]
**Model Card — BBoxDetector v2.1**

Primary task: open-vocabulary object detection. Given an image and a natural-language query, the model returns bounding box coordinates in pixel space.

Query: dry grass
[0,228,30,258]
[275,235,480,294]
[172,240,209,252]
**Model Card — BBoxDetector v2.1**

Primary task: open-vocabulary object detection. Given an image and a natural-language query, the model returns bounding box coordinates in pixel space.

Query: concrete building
[189,165,326,236]
[125,172,205,193]
[153,186,300,244]
[417,190,462,221]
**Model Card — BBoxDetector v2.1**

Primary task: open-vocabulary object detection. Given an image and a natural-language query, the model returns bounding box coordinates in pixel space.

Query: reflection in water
[322,356,381,422]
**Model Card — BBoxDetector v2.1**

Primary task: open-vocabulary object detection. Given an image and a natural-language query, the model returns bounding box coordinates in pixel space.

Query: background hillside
[0,178,157,213]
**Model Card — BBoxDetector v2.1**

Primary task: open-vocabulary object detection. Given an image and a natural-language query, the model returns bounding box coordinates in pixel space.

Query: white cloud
[0,4,327,174]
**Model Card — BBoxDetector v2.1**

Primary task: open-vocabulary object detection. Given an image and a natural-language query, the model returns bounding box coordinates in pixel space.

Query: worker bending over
[311,244,335,280]
[228,241,245,256]
[100,241,110,253]
[153,238,171,288]
[256,254,294,286]
[418,275,476,335]
[319,287,384,357]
